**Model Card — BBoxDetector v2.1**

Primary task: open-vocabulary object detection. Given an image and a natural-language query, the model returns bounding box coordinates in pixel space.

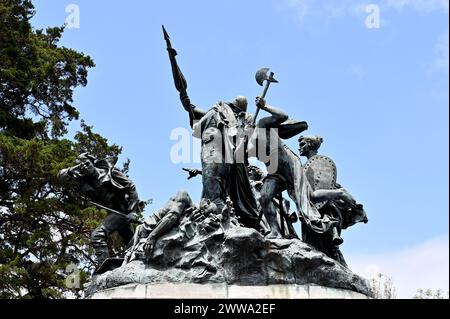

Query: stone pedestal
[86,224,373,299]
[89,283,370,299]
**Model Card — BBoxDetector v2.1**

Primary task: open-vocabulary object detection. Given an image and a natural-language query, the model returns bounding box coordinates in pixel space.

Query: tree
[369,273,397,299]
[414,289,449,299]
[0,0,129,298]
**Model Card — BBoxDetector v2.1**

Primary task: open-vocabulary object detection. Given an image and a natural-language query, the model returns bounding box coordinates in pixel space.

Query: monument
[57,26,371,299]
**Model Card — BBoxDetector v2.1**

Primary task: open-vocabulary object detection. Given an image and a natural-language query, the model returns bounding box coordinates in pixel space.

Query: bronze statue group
[57,28,368,274]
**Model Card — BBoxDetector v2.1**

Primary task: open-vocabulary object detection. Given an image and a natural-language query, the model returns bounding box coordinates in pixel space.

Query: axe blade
[269,74,279,83]
[255,68,270,86]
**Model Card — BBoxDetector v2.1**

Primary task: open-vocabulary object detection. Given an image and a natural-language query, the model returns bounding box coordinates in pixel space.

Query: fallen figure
[123,191,238,265]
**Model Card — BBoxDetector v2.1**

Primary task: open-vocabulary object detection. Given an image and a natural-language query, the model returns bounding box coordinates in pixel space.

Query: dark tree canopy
[0,0,94,139]
[0,0,127,298]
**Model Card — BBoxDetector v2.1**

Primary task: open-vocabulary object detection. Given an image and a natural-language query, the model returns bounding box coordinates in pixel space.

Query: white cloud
[429,32,449,72]
[347,235,450,298]
[284,0,366,22]
[386,0,449,13]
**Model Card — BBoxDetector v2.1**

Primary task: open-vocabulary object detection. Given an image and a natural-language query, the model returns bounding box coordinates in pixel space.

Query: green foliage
[74,120,122,158]
[0,130,120,298]
[0,0,126,298]
[1,0,94,139]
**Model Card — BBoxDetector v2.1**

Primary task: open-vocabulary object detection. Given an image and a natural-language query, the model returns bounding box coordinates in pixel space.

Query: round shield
[303,155,337,209]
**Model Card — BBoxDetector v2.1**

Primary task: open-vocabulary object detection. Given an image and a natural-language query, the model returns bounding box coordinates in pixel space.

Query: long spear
[162,25,195,127]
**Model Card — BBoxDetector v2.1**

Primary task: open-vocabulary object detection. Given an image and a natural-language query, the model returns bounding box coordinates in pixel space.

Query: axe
[252,68,279,125]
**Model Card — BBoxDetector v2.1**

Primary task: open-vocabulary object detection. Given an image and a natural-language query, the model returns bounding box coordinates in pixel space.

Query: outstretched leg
[91,224,109,265]
[92,213,133,265]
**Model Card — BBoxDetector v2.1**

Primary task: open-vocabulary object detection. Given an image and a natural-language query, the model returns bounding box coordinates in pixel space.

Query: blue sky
[31,0,448,297]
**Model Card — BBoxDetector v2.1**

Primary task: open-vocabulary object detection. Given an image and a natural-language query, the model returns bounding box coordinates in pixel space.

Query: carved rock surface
[86,215,372,297]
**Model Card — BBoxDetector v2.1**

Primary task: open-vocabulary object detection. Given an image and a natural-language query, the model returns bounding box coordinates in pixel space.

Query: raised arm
[180,95,207,128]
[255,97,289,129]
